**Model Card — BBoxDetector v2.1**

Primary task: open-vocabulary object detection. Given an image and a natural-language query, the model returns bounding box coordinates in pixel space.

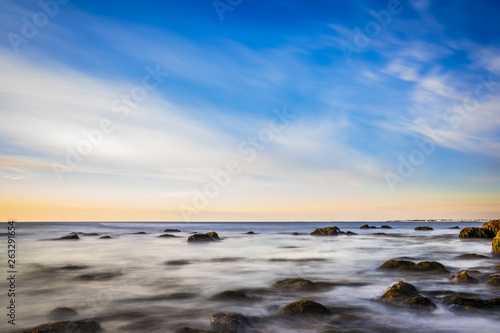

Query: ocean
[1,221,499,332]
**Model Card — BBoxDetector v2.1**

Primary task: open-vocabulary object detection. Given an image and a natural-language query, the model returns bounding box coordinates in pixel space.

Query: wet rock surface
[378,281,436,309]
[210,312,251,332]
[16,320,102,333]
[48,307,78,321]
[451,270,479,284]
[187,232,220,242]
[311,226,340,235]
[281,299,331,316]
[415,226,433,231]
[379,260,448,273]
[459,227,496,238]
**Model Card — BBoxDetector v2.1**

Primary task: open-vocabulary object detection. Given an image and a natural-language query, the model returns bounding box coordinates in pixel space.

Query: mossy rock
[444,296,494,310]
[482,220,500,234]
[360,224,376,229]
[415,226,433,231]
[381,225,392,229]
[187,232,220,242]
[379,260,416,271]
[451,270,478,283]
[414,261,448,272]
[212,290,250,300]
[402,296,436,309]
[16,320,102,333]
[455,253,489,259]
[311,226,339,236]
[273,278,314,290]
[379,260,448,273]
[486,275,500,286]
[459,227,496,238]
[380,281,419,301]
[210,313,250,332]
[492,232,500,255]
[281,300,331,316]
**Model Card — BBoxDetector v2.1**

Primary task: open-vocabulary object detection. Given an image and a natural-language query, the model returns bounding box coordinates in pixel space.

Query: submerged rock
[444,296,500,310]
[210,313,250,332]
[246,231,255,234]
[311,226,339,236]
[212,290,250,300]
[48,307,78,321]
[281,300,331,316]
[381,225,392,229]
[378,260,448,273]
[449,226,460,229]
[99,236,112,239]
[459,227,496,238]
[76,272,122,281]
[492,231,500,255]
[187,232,220,242]
[134,231,148,234]
[360,224,376,229]
[16,320,102,332]
[164,229,181,232]
[487,275,500,286]
[451,270,478,283]
[158,234,176,238]
[415,226,433,231]
[59,234,80,240]
[455,253,489,259]
[379,280,436,309]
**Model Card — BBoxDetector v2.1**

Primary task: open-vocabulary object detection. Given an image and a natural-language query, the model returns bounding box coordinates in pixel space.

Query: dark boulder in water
[212,290,250,301]
[48,307,78,320]
[443,295,500,310]
[449,226,460,229]
[311,226,339,236]
[381,225,392,229]
[280,300,331,316]
[292,232,300,235]
[158,234,176,238]
[99,236,112,239]
[459,227,496,238]
[210,312,250,332]
[164,229,181,232]
[59,234,79,240]
[76,272,122,281]
[379,280,436,309]
[451,270,478,284]
[246,231,255,234]
[187,232,220,242]
[378,260,448,273]
[360,224,376,229]
[415,226,433,231]
[16,320,102,332]
[133,231,148,234]
[487,275,500,286]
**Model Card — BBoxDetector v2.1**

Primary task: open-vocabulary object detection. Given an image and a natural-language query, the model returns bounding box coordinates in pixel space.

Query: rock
[273,278,314,290]
[212,290,249,300]
[311,226,339,236]
[159,234,176,238]
[60,265,89,270]
[164,229,181,232]
[16,320,102,333]
[482,220,500,234]
[487,275,500,286]
[165,260,191,266]
[346,231,357,235]
[99,236,112,239]
[455,253,489,259]
[381,225,392,229]
[210,313,250,332]
[443,296,499,310]
[415,226,433,231]
[292,232,300,235]
[76,272,122,281]
[492,231,500,255]
[402,296,437,309]
[378,260,448,273]
[48,307,78,320]
[177,328,216,333]
[378,281,436,309]
[360,224,376,229]
[459,227,496,238]
[451,270,478,283]
[246,231,255,234]
[281,300,331,316]
[187,232,220,242]
[449,226,460,229]
[59,234,80,240]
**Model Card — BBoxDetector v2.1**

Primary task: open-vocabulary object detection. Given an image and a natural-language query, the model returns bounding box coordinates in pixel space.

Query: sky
[0,0,499,222]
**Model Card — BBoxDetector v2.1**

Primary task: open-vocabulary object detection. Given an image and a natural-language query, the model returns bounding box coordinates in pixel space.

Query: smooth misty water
[1,222,499,332]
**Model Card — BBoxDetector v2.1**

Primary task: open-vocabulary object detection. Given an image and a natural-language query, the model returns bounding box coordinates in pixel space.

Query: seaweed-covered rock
[360,224,376,229]
[443,296,500,310]
[459,227,496,238]
[159,234,176,238]
[381,225,392,229]
[451,270,478,283]
[492,231,500,255]
[311,226,339,236]
[210,313,250,332]
[415,226,433,231]
[48,307,78,321]
[482,220,500,234]
[187,232,220,242]
[378,260,448,273]
[16,320,102,332]
[487,275,500,286]
[281,300,331,316]
[59,234,80,240]
[402,296,437,309]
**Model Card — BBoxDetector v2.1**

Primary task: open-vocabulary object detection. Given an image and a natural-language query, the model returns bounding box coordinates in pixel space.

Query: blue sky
[0,0,499,221]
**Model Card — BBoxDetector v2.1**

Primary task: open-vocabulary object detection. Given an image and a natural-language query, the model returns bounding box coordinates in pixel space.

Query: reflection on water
[0,222,499,332]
